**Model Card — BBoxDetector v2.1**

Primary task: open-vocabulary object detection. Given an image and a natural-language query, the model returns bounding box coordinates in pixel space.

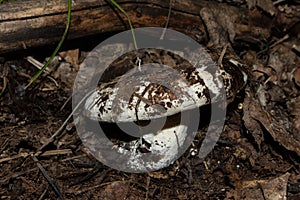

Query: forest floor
[0,0,300,199]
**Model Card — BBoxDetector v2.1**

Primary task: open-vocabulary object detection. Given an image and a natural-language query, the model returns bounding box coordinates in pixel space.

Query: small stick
[218,44,228,67]
[145,176,151,200]
[38,186,49,200]
[69,181,114,195]
[37,89,95,152]
[38,149,72,156]
[31,155,64,200]
[0,138,9,154]
[0,152,29,163]
[186,161,193,185]
[160,0,173,40]
[68,164,108,187]
[25,56,59,86]
[0,65,8,96]
[0,149,72,163]
[60,95,72,111]
[269,34,289,48]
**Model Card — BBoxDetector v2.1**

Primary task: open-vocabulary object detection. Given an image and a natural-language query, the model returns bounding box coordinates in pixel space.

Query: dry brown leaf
[261,173,290,200]
[244,93,300,157]
[238,173,290,200]
[58,49,79,71]
[243,93,264,149]
[256,0,277,16]
[293,67,300,87]
[287,96,300,131]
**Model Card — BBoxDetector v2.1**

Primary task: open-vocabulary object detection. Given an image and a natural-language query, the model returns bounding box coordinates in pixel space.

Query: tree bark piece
[1,0,296,54]
[0,0,208,54]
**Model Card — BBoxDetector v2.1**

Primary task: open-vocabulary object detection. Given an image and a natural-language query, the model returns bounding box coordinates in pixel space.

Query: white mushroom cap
[84,76,209,123]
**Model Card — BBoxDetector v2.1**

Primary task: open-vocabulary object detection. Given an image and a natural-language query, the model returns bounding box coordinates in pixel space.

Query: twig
[31,155,64,200]
[0,138,9,154]
[0,65,8,97]
[38,186,49,200]
[0,76,8,96]
[0,149,72,163]
[25,56,59,87]
[68,164,108,187]
[218,44,228,67]
[1,154,90,184]
[292,44,300,54]
[273,0,286,5]
[270,34,289,48]
[61,154,87,162]
[26,56,52,73]
[186,161,193,185]
[160,0,173,40]
[37,89,95,152]
[71,180,126,195]
[38,149,72,156]
[145,176,151,200]
[203,161,209,171]
[60,95,72,111]
[0,152,29,163]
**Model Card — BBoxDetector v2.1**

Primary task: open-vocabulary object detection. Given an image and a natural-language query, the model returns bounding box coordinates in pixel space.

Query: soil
[0,0,300,199]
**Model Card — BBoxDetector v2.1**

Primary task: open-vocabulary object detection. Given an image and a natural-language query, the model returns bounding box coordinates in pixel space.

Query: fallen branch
[0,0,284,54]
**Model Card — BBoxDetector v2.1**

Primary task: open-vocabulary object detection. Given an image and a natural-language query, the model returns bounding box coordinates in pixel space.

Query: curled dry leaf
[244,92,300,157]
[287,96,300,131]
[58,49,79,71]
[200,5,237,47]
[293,67,300,87]
[237,173,290,200]
[256,0,277,16]
[260,172,290,200]
[243,93,265,149]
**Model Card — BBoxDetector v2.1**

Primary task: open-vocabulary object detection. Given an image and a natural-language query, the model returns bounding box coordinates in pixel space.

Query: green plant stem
[25,0,72,89]
[109,0,138,50]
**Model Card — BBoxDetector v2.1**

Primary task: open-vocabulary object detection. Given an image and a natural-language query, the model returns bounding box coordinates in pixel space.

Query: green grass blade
[109,0,138,49]
[25,0,72,89]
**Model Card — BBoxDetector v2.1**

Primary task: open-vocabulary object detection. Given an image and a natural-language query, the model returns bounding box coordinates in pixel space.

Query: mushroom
[79,46,247,173]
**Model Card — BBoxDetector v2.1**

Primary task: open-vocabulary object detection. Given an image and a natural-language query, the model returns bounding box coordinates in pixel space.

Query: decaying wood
[0,0,295,54]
